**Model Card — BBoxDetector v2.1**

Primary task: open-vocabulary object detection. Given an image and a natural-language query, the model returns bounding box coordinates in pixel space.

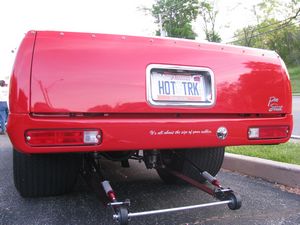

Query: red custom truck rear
[7,31,292,199]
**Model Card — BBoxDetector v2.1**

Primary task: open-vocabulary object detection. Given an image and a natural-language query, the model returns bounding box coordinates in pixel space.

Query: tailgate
[30,31,291,114]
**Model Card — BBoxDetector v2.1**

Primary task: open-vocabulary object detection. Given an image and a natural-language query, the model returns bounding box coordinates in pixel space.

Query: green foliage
[198,0,221,42]
[256,0,283,21]
[227,142,300,165]
[233,19,300,66]
[231,0,300,67]
[150,0,221,42]
[256,0,300,21]
[288,66,300,93]
[151,0,199,39]
[204,30,221,43]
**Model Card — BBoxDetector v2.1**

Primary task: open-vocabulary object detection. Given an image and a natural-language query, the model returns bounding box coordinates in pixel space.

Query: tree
[231,0,300,66]
[151,0,199,39]
[231,0,300,46]
[198,0,221,42]
[256,0,300,22]
[233,18,300,65]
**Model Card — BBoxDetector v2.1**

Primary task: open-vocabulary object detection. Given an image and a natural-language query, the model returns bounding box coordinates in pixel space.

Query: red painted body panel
[30,31,291,114]
[7,31,293,154]
[7,113,292,154]
[9,31,36,113]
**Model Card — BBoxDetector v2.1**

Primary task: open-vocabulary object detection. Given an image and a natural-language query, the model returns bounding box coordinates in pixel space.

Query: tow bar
[82,154,242,225]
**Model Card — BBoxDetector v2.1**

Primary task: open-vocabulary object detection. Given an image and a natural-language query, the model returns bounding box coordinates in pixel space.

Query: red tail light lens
[248,126,289,140]
[25,129,101,146]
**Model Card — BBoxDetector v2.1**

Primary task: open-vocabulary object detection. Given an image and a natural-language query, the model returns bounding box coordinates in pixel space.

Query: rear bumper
[7,114,293,154]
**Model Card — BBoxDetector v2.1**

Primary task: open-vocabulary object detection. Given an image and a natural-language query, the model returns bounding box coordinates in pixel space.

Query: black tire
[117,207,129,225]
[13,149,82,197]
[227,193,242,210]
[157,147,225,184]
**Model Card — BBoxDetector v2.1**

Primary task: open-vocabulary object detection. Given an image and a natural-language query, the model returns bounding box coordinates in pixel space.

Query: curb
[291,135,300,139]
[222,153,300,188]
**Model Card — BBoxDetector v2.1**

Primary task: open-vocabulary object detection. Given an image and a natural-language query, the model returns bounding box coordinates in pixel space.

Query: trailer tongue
[83,153,241,225]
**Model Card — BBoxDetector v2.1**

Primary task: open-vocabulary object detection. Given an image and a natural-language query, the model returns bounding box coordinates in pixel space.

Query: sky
[0,0,263,80]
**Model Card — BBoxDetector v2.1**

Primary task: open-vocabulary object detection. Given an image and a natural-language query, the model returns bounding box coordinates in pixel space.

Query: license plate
[146,64,215,107]
[151,72,205,102]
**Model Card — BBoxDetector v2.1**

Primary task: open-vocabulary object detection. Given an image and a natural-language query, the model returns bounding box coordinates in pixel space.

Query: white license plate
[150,72,205,102]
[146,64,215,107]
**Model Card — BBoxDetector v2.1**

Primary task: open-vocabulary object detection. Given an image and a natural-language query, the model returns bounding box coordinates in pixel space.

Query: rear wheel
[157,147,225,184]
[13,149,82,197]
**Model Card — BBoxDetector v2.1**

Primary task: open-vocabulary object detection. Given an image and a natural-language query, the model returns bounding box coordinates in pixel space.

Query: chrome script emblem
[268,96,283,112]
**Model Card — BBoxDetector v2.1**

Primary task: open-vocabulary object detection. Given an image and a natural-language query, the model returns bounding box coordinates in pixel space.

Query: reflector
[84,131,101,144]
[248,126,289,140]
[25,129,101,146]
[248,128,259,139]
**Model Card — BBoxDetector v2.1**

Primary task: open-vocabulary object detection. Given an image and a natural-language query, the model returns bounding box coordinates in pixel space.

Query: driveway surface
[0,135,299,225]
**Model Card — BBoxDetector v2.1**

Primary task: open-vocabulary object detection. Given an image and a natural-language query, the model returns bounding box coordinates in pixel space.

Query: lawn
[226,142,300,165]
[288,66,300,93]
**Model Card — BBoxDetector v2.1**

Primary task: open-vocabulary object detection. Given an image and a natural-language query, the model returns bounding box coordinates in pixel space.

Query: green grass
[288,66,300,93]
[226,142,300,165]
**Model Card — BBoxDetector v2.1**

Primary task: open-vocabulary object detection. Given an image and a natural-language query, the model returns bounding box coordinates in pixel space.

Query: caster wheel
[118,207,129,225]
[227,193,242,210]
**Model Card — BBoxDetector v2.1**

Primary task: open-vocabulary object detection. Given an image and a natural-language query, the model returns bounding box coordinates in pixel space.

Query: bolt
[113,214,119,220]
[216,127,228,140]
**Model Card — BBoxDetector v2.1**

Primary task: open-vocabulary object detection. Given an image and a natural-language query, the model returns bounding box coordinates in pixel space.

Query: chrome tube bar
[126,200,231,218]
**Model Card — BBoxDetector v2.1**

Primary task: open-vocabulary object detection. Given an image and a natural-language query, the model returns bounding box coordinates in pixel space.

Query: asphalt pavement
[0,135,299,225]
[292,96,300,136]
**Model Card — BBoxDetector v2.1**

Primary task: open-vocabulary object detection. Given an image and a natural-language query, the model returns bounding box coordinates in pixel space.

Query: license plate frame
[146,64,215,107]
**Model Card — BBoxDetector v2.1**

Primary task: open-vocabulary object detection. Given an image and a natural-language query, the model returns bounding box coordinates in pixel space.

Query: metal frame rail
[82,155,242,225]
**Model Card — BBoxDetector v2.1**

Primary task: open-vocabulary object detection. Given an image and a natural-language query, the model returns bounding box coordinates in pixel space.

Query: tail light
[25,129,101,146]
[248,126,289,140]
